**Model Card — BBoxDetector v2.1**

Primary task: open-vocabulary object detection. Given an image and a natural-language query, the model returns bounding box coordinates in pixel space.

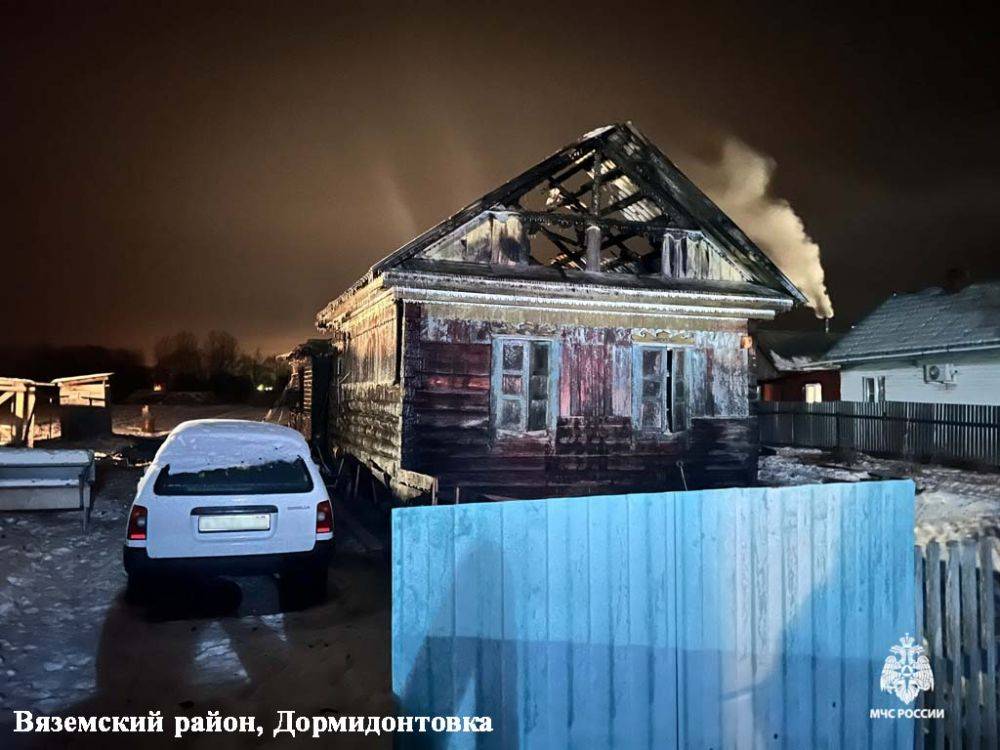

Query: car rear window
[153,458,314,496]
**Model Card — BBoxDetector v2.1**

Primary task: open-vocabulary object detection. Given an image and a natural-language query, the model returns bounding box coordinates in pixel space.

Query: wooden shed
[316,123,805,502]
[276,339,334,448]
[52,373,112,440]
[0,377,55,447]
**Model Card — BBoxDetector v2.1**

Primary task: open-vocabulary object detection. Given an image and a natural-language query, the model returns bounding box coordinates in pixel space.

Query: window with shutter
[492,337,559,435]
[632,345,674,432]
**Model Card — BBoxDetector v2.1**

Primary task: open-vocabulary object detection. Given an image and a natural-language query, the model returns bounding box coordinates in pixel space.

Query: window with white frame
[803,382,823,403]
[862,375,885,402]
[634,345,673,431]
[492,338,557,434]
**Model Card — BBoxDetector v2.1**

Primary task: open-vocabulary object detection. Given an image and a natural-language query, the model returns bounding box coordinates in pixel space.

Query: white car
[123,419,333,601]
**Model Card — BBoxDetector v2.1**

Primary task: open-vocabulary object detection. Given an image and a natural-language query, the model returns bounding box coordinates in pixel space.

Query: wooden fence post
[961,542,982,746]
[945,542,962,747]
[926,541,945,750]
[980,539,998,747]
[916,545,927,750]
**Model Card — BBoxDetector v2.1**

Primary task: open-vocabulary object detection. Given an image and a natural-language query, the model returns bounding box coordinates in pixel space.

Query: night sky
[3,1,998,356]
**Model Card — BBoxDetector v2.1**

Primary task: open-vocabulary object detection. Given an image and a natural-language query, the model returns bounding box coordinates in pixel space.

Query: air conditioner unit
[923,363,956,384]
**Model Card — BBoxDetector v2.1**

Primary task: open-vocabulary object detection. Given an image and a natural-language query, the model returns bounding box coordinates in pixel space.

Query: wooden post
[660,231,672,278]
[25,390,36,448]
[13,390,25,446]
[586,148,603,272]
[585,224,602,271]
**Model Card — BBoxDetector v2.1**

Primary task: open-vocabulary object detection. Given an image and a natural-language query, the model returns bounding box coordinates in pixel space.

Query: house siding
[840,350,1000,405]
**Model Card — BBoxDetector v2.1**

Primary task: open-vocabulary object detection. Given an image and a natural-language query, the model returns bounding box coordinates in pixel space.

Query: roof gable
[330,123,807,313]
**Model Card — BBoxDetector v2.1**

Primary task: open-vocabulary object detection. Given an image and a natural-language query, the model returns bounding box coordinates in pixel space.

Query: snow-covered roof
[756,330,842,373]
[51,372,112,385]
[823,282,1000,364]
[153,419,309,472]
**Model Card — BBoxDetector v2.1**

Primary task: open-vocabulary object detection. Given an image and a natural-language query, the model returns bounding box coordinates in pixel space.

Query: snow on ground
[761,447,1000,545]
[0,465,392,749]
[12,404,268,448]
[112,404,268,438]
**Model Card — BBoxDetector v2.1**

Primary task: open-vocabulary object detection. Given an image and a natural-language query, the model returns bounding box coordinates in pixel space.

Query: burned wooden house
[315,123,806,501]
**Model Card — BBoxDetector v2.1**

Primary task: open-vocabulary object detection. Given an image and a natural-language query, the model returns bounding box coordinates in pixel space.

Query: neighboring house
[754,330,841,402]
[314,123,806,501]
[822,282,1000,405]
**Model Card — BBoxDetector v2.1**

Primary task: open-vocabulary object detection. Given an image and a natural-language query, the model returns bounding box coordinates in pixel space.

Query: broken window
[634,345,673,431]
[492,338,557,434]
[862,376,885,403]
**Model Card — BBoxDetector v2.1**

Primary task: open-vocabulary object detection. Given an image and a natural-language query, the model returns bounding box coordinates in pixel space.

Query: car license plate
[198,513,271,533]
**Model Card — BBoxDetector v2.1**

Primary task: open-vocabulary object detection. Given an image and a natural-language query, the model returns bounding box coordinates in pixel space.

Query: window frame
[490,335,561,437]
[861,375,886,403]
[631,344,674,433]
[803,382,823,403]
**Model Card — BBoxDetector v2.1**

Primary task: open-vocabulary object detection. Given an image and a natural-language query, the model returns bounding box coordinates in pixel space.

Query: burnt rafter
[518,209,670,237]
[565,167,623,206]
[601,190,652,217]
[540,155,626,217]
[544,178,589,213]
[538,225,580,259]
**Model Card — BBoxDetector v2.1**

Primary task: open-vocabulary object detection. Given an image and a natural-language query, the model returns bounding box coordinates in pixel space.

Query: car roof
[153,419,309,472]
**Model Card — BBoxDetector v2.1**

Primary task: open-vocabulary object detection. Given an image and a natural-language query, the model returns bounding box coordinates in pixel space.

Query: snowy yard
[761,446,1000,545]
[0,465,392,748]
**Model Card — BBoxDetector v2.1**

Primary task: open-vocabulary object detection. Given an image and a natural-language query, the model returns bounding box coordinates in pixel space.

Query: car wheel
[125,572,152,605]
[281,565,328,607]
[303,565,328,603]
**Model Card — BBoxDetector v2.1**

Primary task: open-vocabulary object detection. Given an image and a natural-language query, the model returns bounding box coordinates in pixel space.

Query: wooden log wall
[400,305,757,501]
[328,297,403,477]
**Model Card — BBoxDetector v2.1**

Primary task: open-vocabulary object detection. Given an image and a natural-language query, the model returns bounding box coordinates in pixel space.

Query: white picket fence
[916,538,999,748]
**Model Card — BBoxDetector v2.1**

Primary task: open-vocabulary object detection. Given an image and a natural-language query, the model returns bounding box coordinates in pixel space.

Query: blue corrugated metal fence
[392,481,916,748]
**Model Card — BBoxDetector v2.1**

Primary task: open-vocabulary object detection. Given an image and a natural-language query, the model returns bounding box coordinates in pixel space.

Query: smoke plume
[682,139,834,318]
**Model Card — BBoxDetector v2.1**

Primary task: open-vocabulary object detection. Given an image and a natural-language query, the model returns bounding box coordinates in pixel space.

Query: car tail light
[316,499,333,534]
[127,505,148,541]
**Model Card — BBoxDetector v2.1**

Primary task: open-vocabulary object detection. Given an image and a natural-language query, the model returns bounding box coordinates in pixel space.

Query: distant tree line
[0,331,289,403]
[152,330,288,401]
